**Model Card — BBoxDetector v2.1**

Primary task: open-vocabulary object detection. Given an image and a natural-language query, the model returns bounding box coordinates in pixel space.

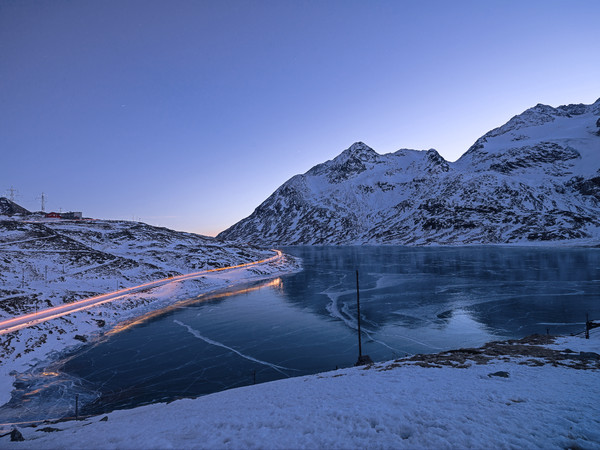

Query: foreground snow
[4,331,598,449]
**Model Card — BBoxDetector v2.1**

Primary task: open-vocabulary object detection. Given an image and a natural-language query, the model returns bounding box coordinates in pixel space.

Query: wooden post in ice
[356,270,362,357]
[355,270,372,366]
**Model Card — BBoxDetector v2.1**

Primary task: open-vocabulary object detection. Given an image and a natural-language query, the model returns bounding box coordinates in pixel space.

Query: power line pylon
[7,186,17,202]
[39,192,47,212]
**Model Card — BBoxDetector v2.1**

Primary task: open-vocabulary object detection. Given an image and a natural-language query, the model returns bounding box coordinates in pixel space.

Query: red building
[46,212,61,218]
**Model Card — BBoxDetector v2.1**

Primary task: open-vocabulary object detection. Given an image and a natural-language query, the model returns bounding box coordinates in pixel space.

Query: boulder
[488,371,510,378]
[10,428,24,442]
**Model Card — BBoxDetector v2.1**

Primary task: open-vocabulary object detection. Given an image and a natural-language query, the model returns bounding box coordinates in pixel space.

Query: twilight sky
[1,0,599,236]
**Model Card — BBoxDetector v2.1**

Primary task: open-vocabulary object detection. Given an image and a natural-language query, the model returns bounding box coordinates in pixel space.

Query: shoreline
[0,253,302,412]
[281,240,600,248]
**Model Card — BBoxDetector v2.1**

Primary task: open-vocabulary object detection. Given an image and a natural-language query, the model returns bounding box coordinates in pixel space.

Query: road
[0,249,283,336]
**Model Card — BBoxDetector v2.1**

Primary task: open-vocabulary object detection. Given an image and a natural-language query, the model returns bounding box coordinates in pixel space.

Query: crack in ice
[173,320,296,377]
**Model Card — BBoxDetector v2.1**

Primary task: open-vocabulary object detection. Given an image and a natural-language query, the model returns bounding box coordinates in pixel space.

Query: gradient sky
[1,0,599,236]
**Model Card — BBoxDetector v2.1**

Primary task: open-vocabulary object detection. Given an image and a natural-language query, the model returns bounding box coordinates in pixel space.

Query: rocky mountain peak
[323,142,381,183]
[338,142,379,162]
[592,98,600,115]
[461,98,599,161]
[425,149,450,172]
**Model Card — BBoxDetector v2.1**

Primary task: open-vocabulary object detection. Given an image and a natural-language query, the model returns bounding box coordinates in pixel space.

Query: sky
[1,0,599,236]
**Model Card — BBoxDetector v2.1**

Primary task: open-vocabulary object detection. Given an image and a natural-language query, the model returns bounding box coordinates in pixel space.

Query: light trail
[0,249,283,336]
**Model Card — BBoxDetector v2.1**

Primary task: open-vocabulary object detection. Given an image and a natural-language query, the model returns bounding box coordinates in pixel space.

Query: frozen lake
[3,246,599,423]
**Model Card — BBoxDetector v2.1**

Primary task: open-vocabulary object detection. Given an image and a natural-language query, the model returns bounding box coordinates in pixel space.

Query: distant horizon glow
[2,0,599,236]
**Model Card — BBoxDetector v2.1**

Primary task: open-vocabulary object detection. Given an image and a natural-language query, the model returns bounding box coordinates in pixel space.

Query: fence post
[586,313,590,339]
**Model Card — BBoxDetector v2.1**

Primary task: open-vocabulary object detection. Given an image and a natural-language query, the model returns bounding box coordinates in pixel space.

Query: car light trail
[0,249,283,336]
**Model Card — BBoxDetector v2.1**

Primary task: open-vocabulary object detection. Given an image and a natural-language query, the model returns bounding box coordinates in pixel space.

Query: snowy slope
[4,331,598,449]
[218,98,600,245]
[0,218,276,319]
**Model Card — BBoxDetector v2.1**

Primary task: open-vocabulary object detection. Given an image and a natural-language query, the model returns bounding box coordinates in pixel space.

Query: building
[45,211,83,219]
[62,211,83,220]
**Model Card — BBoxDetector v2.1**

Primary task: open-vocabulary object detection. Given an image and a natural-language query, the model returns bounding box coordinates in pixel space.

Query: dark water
[2,246,599,424]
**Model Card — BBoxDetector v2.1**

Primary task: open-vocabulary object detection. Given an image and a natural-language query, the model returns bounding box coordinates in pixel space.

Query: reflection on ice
[0,365,98,428]
[438,309,494,348]
[107,278,283,337]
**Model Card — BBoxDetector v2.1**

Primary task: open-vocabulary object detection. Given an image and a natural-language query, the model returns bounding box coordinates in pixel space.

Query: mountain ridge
[218,98,600,246]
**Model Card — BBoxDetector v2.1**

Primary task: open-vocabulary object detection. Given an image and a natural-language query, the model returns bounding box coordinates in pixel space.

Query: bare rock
[10,428,24,442]
[488,371,510,378]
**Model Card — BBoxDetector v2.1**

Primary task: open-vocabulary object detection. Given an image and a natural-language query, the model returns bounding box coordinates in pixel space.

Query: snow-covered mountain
[218,99,600,245]
[0,216,276,319]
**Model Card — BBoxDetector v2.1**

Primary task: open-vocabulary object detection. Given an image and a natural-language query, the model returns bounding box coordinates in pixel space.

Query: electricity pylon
[7,186,17,202]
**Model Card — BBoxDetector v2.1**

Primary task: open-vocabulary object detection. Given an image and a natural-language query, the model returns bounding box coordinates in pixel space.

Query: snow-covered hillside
[218,98,600,245]
[0,217,276,319]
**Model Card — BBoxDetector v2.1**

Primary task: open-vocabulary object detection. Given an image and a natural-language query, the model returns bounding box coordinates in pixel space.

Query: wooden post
[586,313,590,339]
[354,270,372,366]
[75,394,79,420]
[356,270,362,358]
